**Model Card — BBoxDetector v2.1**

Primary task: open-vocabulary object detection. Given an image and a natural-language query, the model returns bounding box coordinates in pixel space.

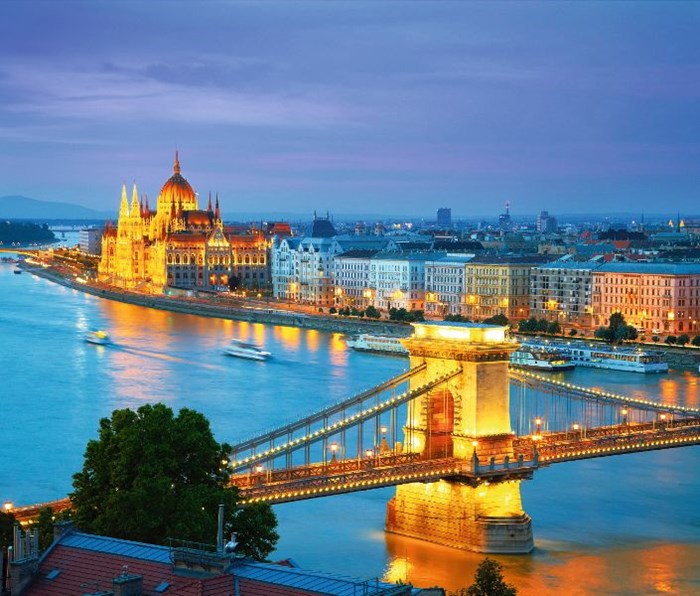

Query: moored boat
[85,330,110,345]
[345,334,409,356]
[225,339,271,361]
[540,341,668,374]
[510,346,574,371]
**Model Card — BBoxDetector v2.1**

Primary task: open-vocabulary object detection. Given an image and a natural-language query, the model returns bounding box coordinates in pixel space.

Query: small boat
[225,339,271,361]
[13,269,22,274]
[510,346,575,371]
[85,330,110,345]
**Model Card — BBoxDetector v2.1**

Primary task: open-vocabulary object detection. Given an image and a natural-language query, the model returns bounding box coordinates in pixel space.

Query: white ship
[510,346,574,371]
[225,339,271,361]
[345,334,409,356]
[538,341,668,374]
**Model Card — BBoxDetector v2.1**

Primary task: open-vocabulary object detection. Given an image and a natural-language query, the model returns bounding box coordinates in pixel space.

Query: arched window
[191,254,196,265]
[245,255,250,264]
[175,254,181,264]
[183,254,189,265]
[167,254,173,264]
[252,255,258,265]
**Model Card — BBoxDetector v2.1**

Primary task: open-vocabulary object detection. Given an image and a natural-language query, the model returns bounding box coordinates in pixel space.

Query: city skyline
[1,2,699,216]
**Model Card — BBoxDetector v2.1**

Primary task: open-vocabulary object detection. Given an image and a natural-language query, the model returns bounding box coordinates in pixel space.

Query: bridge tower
[386,322,533,553]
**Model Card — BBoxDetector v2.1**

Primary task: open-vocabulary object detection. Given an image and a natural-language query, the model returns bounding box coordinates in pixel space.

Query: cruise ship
[510,346,574,371]
[345,334,409,356]
[224,339,271,361]
[537,341,668,373]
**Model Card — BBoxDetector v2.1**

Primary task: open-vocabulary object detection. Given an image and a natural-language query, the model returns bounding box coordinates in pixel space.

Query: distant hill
[0,195,114,220]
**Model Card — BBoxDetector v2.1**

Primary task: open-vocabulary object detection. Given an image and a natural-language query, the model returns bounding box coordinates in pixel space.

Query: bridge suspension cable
[229,365,462,472]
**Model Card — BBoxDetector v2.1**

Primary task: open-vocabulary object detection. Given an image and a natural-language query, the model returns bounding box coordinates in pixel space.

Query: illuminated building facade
[461,256,548,321]
[99,154,270,292]
[592,263,700,336]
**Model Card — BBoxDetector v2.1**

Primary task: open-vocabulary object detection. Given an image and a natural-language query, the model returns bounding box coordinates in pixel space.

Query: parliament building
[98,153,271,293]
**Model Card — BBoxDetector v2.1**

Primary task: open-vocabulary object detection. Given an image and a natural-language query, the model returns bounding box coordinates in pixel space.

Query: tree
[459,557,517,596]
[1,510,15,549]
[666,335,677,345]
[231,503,279,560]
[692,335,700,347]
[37,507,55,551]
[677,334,690,346]
[546,321,561,335]
[569,329,578,337]
[71,404,278,558]
[484,314,509,326]
[597,312,637,344]
[365,305,381,319]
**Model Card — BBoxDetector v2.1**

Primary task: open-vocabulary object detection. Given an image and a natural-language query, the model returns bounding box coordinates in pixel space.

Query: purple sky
[1,1,699,218]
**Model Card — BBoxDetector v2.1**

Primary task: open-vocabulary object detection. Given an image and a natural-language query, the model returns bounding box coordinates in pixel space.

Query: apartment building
[424,253,474,316]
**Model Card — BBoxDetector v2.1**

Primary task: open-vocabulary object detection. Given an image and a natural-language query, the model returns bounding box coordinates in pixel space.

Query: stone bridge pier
[386,322,533,553]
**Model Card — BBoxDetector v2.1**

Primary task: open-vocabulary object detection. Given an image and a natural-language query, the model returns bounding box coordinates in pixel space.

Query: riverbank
[20,262,413,337]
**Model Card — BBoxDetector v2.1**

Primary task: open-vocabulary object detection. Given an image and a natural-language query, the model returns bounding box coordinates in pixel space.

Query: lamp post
[329,442,338,464]
[534,417,542,440]
[621,408,628,432]
[380,425,389,454]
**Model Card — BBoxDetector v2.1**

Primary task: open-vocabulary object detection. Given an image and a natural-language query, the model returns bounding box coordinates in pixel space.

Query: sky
[1,1,699,219]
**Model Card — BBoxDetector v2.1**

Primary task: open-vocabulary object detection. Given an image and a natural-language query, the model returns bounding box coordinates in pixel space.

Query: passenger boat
[510,346,574,371]
[84,330,110,345]
[225,339,271,361]
[557,342,668,374]
[345,334,409,356]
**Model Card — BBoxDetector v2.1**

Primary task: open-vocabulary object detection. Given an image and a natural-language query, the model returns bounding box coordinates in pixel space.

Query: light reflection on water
[2,266,700,594]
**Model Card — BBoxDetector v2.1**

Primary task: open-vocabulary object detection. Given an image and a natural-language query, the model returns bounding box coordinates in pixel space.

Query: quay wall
[21,265,413,338]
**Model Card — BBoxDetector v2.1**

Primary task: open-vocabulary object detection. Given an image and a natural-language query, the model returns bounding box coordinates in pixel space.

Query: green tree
[692,335,700,347]
[459,557,517,596]
[232,503,279,560]
[365,305,381,319]
[1,510,15,548]
[484,314,509,326]
[71,404,278,558]
[546,321,561,335]
[535,318,549,333]
[37,506,55,551]
[677,334,690,346]
[569,329,578,337]
[666,335,677,345]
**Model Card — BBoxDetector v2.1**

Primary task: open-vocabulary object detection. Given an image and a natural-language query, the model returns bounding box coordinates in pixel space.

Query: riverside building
[98,153,270,293]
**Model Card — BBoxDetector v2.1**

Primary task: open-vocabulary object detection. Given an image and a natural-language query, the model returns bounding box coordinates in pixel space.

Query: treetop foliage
[70,403,278,559]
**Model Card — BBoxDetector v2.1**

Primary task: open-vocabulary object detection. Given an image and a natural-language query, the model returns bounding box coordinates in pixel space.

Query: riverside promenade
[20,262,413,338]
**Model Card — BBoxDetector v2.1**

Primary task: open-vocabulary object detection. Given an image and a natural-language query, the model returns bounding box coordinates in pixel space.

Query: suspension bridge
[10,322,700,553]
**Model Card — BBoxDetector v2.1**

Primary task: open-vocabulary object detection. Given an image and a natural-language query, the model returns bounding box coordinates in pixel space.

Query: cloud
[0,59,355,128]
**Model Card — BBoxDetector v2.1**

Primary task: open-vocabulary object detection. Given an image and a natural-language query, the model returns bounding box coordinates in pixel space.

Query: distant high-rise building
[437,207,452,228]
[536,210,557,234]
[499,201,512,232]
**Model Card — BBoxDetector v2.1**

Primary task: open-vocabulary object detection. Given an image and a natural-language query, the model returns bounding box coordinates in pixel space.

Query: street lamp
[621,408,628,430]
[380,425,389,454]
[534,417,542,439]
[329,442,338,464]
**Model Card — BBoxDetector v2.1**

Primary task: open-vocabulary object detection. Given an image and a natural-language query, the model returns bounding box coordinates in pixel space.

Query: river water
[2,263,700,595]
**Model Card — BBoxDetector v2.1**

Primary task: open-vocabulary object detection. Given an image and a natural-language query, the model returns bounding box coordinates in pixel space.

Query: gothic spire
[215,193,221,220]
[174,150,181,175]
[208,191,212,212]
[119,183,129,218]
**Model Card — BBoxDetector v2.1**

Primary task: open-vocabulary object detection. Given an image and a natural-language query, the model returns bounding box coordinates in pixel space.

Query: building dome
[157,152,198,213]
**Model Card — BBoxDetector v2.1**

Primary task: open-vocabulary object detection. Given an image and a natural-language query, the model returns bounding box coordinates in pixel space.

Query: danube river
[2,263,700,595]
